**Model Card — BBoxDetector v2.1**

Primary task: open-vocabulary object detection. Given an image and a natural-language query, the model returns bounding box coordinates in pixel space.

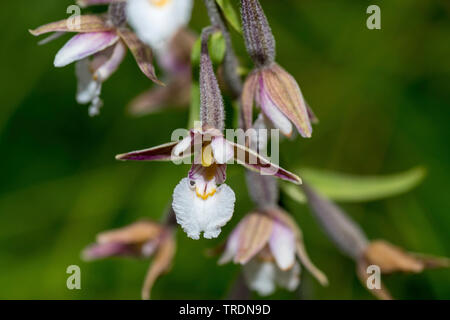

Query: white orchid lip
[172,177,235,240]
[127,0,193,49]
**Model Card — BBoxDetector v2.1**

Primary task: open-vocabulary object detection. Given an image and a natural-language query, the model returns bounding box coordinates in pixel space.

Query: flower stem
[203,0,242,98]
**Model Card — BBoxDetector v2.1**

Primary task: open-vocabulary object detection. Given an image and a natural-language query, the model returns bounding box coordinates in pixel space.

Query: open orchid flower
[240,0,316,138]
[127,0,193,50]
[29,2,162,116]
[83,219,176,300]
[128,28,196,116]
[116,28,301,239]
[218,209,328,296]
[116,125,300,240]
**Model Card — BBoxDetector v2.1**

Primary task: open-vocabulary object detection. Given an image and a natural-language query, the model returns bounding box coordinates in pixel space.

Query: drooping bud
[200,27,225,131]
[302,183,369,260]
[241,0,276,67]
[108,1,128,28]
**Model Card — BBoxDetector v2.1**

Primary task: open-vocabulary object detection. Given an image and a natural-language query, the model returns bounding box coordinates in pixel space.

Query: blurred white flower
[127,0,193,49]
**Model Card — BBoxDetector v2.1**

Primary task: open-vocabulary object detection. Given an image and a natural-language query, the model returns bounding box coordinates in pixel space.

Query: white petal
[127,0,193,49]
[243,260,277,296]
[173,135,192,157]
[259,84,293,137]
[172,178,235,239]
[54,31,119,67]
[88,96,103,117]
[211,136,234,164]
[268,221,296,271]
[275,261,301,292]
[75,59,102,104]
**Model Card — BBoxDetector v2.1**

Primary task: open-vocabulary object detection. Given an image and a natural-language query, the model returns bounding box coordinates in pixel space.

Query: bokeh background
[0,0,449,299]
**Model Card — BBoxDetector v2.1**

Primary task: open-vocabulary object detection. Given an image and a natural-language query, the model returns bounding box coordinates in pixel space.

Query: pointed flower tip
[115,154,126,161]
[53,58,65,68]
[29,29,38,36]
[80,249,94,262]
[290,175,302,185]
[319,274,329,286]
[155,79,166,87]
[300,129,312,139]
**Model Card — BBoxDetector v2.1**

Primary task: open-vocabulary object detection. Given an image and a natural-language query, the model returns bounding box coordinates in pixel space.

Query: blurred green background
[0,0,449,299]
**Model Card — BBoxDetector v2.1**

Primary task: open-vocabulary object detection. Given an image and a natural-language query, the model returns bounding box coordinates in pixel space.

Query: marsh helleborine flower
[240,0,316,138]
[219,209,328,296]
[83,219,176,300]
[30,2,162,116]
[116,29,301,240]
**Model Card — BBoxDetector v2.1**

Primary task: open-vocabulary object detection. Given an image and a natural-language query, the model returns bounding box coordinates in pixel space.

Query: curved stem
[203,0,242,98]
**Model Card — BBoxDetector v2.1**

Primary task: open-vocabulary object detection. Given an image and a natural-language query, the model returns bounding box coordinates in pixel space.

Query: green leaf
[281,167,427,203]
[216,0,242,34]
[191,32,226,66]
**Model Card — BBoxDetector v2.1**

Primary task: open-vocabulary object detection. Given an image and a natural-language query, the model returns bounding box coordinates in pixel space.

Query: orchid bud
[200,27,225,131]
[240,0,276,67]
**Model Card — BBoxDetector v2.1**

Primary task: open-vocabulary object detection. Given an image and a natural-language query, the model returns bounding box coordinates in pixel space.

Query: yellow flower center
[149,0,171,7]
[195,164,218,200]
[196,187,216,201]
